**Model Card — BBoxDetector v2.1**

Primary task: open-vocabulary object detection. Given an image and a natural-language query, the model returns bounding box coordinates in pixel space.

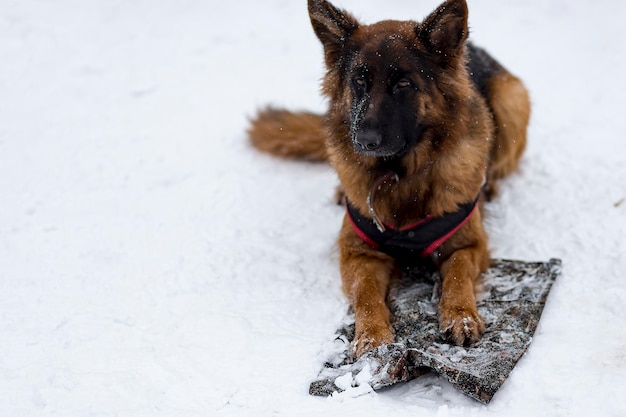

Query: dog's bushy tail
[248,107,328,161]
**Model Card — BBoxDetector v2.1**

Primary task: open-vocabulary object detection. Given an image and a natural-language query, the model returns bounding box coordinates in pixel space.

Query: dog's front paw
[352,324,393,357]
[439,306,485,346]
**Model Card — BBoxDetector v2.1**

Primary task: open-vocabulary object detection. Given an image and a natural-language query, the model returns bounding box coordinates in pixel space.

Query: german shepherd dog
[249,0,530,357]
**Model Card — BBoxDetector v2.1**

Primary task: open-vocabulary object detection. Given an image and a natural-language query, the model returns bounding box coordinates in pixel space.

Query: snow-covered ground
[1,0,625,416]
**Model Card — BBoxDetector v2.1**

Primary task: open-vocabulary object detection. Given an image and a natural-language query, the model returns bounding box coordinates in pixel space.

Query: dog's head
[308,0,470,160]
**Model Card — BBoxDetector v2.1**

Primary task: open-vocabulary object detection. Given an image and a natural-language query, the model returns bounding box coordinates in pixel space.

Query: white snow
[329,364,375,399]
[334,373,354,391]
[1,0,625,416]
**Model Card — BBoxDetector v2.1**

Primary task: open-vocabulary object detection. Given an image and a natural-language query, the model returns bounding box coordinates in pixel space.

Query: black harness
[345,196,479,259]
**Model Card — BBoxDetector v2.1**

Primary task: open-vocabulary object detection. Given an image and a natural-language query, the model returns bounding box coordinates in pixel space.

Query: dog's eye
[396,79,411,89]
[353,76,366,88]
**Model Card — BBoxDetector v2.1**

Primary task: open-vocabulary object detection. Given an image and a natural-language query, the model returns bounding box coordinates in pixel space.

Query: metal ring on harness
[366,171,400,232]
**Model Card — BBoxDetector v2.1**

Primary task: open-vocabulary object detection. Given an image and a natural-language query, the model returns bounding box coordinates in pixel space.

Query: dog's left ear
[418,0,468,58]
[308,0,359,65]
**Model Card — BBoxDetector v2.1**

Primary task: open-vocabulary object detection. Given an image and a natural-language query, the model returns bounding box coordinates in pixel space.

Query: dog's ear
[418,0,468,58]
[308,0,359,64]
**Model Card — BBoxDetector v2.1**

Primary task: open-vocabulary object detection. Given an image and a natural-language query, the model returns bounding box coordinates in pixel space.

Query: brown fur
[486,73,531,190]
[248,108,327,161]
[248,0,530,357]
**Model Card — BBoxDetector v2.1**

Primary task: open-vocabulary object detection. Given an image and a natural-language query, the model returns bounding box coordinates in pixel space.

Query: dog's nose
[355,129,382,152]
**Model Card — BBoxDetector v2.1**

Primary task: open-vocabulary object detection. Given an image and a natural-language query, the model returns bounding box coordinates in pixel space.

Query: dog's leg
[338,216,395,357]
[438,247,486,345]
[437,212,489,345]
[333,185,346,205]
